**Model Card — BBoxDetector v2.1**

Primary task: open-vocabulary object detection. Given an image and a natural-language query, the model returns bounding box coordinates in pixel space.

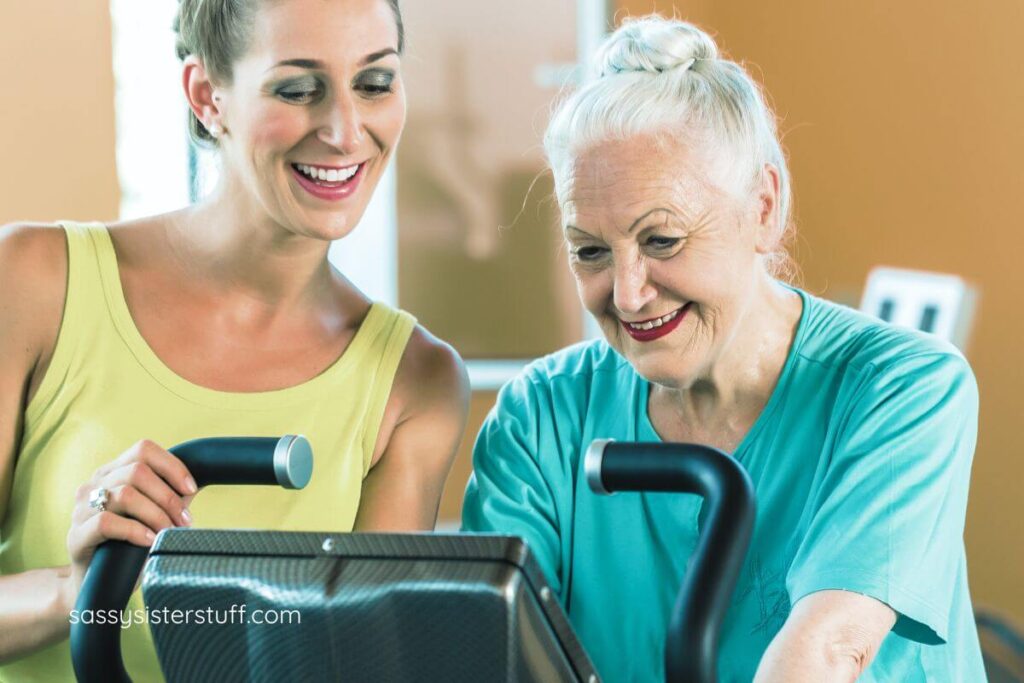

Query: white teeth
[294,163,360,183]
[626,305,686,331]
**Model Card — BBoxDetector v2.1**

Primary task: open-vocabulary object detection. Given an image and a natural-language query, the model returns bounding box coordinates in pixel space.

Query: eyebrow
[564,225,590,238]
[267,48,399,72]
[360,48,400,66]
[626,208,675,233]
[565,208,676,237]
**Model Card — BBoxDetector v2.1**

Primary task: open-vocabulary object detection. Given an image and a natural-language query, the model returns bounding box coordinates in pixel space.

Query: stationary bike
[72,437,753,683]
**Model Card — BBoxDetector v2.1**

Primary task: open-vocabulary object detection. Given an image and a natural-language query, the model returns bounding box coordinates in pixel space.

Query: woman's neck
[650,276,802,445]
[167,183,337,310]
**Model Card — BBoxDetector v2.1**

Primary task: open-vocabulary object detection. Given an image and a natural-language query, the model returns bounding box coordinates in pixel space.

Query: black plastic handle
[70,435,313,683]
[584,440,755,683]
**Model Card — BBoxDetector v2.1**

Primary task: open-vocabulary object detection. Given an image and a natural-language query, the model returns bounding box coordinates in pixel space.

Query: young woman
[0,1,469,680]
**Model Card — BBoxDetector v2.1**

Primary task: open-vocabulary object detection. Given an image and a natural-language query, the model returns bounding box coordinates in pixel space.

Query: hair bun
[595,16,718,77]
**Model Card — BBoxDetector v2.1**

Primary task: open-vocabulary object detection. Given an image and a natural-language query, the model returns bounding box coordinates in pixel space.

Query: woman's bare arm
[0,223,77,663]
[354,327,470,531]
[754,589,897,683]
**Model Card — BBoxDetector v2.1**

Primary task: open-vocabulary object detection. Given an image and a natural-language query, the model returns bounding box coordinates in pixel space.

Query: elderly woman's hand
[64,440,197,605]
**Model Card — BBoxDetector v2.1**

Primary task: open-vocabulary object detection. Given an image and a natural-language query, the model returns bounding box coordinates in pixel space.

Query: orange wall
[0,1,119,223]
[620,0,1024,620]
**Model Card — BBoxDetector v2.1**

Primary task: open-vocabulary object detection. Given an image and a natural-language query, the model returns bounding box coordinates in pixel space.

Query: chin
[614,342,696,390]
[628,356,684,388]
[287,209,361,242]
[278,179,372,241]
[318,218,360,241]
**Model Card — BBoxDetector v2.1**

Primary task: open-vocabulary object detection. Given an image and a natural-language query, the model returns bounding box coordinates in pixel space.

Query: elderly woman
[463,16,983,683]
[0,0,468,680]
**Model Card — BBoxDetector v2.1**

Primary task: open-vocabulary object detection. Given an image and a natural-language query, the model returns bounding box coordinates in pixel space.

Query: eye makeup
[267,76,324,104]
[354,68,395,95]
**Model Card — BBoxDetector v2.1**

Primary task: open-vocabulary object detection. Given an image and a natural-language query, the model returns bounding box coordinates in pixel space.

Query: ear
[182,56,225,136]
[753,163,783,255]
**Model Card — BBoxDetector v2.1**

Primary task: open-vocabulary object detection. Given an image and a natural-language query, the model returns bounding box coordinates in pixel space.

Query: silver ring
[88,487,109,513]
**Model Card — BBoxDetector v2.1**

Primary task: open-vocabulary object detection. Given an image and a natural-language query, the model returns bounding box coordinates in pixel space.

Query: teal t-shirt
[462,289,984,682]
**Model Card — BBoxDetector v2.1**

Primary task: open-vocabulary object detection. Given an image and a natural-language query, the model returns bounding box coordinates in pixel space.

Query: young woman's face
[560,134,771,388]
[214,0,405,241]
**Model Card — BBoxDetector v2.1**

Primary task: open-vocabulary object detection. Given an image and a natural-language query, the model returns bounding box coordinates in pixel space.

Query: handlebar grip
[70,435,313,683]
[585,440,755,683]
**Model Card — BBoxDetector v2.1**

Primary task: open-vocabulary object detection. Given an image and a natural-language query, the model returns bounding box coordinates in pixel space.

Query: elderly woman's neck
[649,278,802,451]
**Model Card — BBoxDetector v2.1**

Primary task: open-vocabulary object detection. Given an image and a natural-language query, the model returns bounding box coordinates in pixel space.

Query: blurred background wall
[1,0,1020,636]
[0,2,120,222]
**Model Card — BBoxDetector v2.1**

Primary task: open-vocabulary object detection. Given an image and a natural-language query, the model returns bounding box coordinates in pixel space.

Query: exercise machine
[72,438,753,683]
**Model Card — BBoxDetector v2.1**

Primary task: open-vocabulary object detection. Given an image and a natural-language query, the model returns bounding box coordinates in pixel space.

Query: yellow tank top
[0,221,417,682]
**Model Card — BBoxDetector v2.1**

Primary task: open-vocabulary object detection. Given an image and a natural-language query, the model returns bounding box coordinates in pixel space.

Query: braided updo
[173,0,404,146]
[544,16,794,278]
[596,16,716,76]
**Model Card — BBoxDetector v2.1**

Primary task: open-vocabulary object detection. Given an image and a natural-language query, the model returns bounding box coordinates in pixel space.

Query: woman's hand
[63,440,198,604]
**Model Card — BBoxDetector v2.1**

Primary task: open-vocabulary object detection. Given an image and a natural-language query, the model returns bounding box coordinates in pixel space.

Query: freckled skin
[560,133,801,448]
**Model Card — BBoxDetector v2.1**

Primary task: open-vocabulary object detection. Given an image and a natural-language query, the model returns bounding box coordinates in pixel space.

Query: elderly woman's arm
[768,348,979,679]
[755,590,895,682]
[461,370,569,596]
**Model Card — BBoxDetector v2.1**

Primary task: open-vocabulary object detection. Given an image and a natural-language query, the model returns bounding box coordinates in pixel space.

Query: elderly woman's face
[561,135,767,387]
[214,0,405,240]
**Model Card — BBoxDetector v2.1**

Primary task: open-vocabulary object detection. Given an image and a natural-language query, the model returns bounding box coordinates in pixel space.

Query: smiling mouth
[291,162,361,185]
[619,303,691,342]
[623,307,685,331]
[289,161,366,201]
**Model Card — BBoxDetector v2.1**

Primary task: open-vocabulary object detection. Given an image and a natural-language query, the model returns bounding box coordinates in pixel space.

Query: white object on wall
[859,266,977,351]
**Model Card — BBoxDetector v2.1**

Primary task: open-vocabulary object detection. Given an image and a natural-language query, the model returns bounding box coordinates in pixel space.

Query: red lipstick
[620,303,691,342]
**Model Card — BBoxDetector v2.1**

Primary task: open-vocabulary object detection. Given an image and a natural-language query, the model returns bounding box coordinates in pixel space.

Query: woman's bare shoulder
[374,322,469,449]
[396,325,469,416]
[0,221,68,260]
[103,213,178,264]
[368,322,470,471]
[0,222,69,328]
[0,222,70,393]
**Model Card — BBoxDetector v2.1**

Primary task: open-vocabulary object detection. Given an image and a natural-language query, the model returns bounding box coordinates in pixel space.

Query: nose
[612,257,658,316]
[316,93,363,154]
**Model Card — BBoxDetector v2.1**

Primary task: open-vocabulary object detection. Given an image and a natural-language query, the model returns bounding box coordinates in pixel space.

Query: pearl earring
[208,122,224,139]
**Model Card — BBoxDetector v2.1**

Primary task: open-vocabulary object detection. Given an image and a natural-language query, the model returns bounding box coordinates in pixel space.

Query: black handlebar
[585,440,755,683]
[70,435,313,683]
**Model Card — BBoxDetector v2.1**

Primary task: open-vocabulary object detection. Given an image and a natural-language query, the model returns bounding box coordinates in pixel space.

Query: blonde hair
[544,16,795,279]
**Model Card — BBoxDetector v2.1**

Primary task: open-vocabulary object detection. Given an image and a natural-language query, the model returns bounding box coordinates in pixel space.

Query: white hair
[544,16,795,277]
